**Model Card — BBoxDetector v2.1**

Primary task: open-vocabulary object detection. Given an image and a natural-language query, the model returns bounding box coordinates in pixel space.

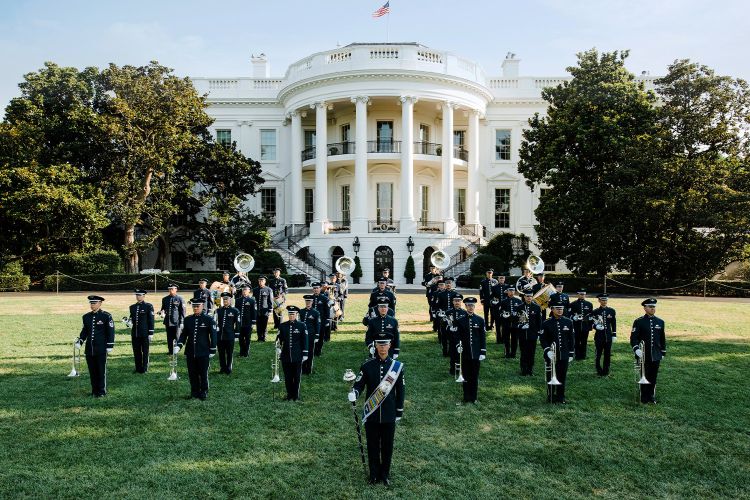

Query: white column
[238,120,252,156]
[466,109,480,229]
[441,102,456,230]
[351,96,369,234]
[312,102,328,234]
[400,96,417,233]
[289,111,303,225]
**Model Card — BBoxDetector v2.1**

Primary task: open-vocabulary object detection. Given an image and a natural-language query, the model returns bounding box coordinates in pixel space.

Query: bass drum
[532,283,556,310]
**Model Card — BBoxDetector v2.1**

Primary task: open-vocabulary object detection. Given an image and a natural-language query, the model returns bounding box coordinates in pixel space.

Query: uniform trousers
[186,356,210,397]
[639,358,660,403]
[519,333,537,375]
[281,361,302,400]
[595,339,612,375]
[165,325,179,355]
[256,313,270,341]
[218,338,235,374]
[85,353,107,396]
[461,355,481,402]
[545,358,569,403]
[364,421,396,481]
[574,325,590,360]
[131,336,149,373]
[238,325,253,356]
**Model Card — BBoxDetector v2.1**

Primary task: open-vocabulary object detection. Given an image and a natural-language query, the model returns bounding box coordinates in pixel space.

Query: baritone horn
[430,250,450,270]
[526,255,545,275]
[335,255,355,275]
[234,252,255,273]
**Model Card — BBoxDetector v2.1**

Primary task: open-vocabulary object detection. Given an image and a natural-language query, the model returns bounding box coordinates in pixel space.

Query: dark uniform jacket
[311,293,332,323]
[479,277,498,302]
[79,310,115,356]
[352,356,405,423]
[193,287,214,313]
[276,320,308,363]
[500,296,523,326]
[160,294,186,327]
[215,306,240,341]
[178,314,217,358]
[518,301,542,339]
[362,306,395,326]
[434,289,458,314]
[368,289,396,312]
[569,299,594,331]
[299,307,321,344]
[455,313,487,360]
[549,292,571,317]
[422,271,441,295]
[630,315,666,361]
[129,301,155,338]
[235,295,257,327]
[516,276,535,294]
[365,315,401,357]
[591,306,617,342]
[489,282,510,305]
[268,276,288,297]
[540,316,575,360]
[253,286,274,315]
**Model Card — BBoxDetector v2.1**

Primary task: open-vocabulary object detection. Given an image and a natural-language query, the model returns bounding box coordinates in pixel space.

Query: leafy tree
[518,49,659,276]
[628,60,750,279]
[473,232,530,274]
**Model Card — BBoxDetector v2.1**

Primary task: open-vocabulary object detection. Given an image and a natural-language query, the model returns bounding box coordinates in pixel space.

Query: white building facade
[189,43,655,282]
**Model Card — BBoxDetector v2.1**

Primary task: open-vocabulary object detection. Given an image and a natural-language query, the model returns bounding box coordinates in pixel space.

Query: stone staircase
[269,225,330,282]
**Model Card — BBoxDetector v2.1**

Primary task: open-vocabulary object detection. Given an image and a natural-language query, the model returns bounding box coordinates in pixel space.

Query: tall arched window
[373,246,394,281]
[423,247,435,276]
[331,246,344,273]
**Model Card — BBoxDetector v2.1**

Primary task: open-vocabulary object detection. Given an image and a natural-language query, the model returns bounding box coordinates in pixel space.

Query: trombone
[67,338,81,377]
[455,341,465,383]
[167,339,179,381]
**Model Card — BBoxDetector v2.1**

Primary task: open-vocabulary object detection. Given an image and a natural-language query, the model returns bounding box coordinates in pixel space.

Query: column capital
[350,96,370,105]
[311,101,327,110]
[442,101,460,110]
[399,95,418,105]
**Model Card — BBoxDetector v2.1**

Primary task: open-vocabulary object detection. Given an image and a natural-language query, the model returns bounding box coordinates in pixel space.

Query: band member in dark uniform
[531,273,548,320]
[499,287,522,358]
[235,285,256,357]
[549,281,571,317]
[430,279,446,333]
[276,306,308,401]
[515,268,535,295]
[435,278,458,357]
[540,298,575,403]
[215,292,239,374]
[592,293,617,376]
[253,276,274,341]
[311,282,332,356]
[268,268,288,330]
[518,291,542,376]
[455,297,486,404]
[299,295,321,374]
[422,264,441,323]
[368,279,396,312]
[159,284,186,355]
[631,298,666,404]
[445,294,466,375]
[75,295,115,397]
[348,335,404,486]
[365,298,401,359]
[174,299,217,400]
[336,272,349,319]
[479,269,498,332]
[569,289,594,360]
[488,277,507,344]
[193,278,213,314]
[128,289,154,374]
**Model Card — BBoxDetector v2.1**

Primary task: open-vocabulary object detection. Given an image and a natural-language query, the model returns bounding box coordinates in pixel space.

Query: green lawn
[1,292,748,499]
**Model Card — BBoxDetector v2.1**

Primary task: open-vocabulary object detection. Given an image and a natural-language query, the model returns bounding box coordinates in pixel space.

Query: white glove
[209,353,215,358]
[276,348,282,356]
[635,348,642,358]
[611,335,617,342]
[302,356,308,362]
[106,348,113,353]
[347,391,356,402]
[393,354,399,359]
[395,417,402,422]
[179,322,184,330]
[148,335,153,341]
[369,345,375,355]
[479,354,485,361]
[457,345,463,354]
[546,350,553,360]
[568,356,574,363]
[173,346,181,355]
[449,326,457,332]
[74,340,82,350]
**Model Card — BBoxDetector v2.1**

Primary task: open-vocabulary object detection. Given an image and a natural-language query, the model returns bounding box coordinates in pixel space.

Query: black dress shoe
[368,477,379,485]
[382,477,391,487]
[199,393,207,401]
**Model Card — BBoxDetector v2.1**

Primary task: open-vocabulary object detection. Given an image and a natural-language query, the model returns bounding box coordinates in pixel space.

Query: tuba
[430,250,450,270]
[335,256,355,275]
[234,252,255,273]
[526,255,545,275]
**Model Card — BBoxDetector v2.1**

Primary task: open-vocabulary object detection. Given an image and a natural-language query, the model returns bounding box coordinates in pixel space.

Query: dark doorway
[331,246,344,273]
[423,247,435,276]
[374,246,394,280]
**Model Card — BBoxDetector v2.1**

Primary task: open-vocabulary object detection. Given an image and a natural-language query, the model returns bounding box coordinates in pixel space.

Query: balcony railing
[369,220,400,233]
[367,140,401,154]
[301,146,315,161]
[414,141,442,156]
[416,220,445,233]
[454,146,468,161]
[327,142,355,156]
[326,220,351,233]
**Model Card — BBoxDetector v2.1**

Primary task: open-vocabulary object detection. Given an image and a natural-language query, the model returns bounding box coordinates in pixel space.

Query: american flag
[372,1,390,18]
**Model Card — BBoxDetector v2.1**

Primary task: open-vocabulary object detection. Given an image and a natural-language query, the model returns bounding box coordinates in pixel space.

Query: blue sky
[1,0,747,111]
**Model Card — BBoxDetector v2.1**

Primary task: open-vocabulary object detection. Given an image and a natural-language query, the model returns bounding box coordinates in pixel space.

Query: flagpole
[386,9,390,42]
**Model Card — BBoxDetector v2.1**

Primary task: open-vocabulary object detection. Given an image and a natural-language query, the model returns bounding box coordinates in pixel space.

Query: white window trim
[259,127,279,164]
[492,127,513,163]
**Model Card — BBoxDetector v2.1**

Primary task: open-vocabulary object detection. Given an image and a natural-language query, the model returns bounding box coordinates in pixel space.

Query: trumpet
[271,339,281,383]
[67,339,81,377]
[547,343,562,386]
[455,341,465,383]
[167,339,179,381]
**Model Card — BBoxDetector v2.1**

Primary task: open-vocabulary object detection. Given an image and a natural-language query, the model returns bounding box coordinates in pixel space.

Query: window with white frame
[420,185,429,223]
[260,188,276,224]
[494,188,511,228]
[455,188,466,226]
[215,252,232,271]
[216,129,232,147]
[304,188,314,225]
[260,129,277,161]
[453,130,465,148]
[341,185,350,225]
[376,183,393,223]
[495,129,511,160]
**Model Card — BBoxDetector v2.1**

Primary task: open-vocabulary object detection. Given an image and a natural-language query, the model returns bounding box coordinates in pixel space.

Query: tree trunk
[124,224,139,274]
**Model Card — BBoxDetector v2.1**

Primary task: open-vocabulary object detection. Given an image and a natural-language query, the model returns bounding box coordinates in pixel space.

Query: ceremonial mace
[343,369,367,477]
